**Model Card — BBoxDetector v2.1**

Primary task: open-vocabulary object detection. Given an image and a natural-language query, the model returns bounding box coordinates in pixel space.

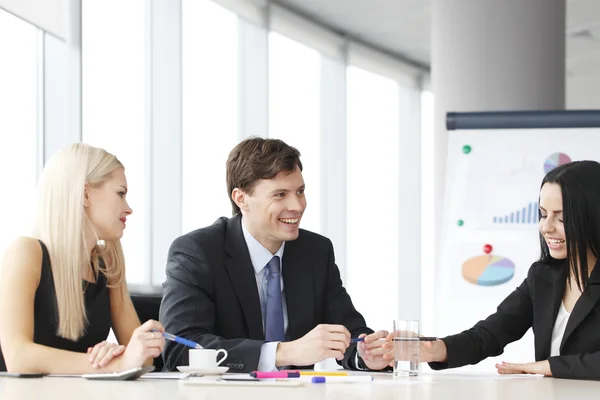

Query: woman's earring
[96,240,106,249]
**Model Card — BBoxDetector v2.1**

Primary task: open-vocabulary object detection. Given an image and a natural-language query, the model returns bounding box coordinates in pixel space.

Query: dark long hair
[538,160,600,291]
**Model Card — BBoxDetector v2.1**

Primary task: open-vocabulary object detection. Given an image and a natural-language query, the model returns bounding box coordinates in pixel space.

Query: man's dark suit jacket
[159,215,373,372]
[430,260,600,380]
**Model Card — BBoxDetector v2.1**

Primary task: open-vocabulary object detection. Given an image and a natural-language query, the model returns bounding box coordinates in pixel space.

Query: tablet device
[82,365,154,381]
[0,372,45,378]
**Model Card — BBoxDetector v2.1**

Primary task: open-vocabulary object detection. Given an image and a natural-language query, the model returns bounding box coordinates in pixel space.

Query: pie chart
[544,152,571,173]
[462,255,515,286]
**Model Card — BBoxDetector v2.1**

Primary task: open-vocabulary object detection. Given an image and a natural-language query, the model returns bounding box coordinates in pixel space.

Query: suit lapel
[560,263,600,352]
[282,237,314,340]
[223,215,264,340]
[535,263,566,359]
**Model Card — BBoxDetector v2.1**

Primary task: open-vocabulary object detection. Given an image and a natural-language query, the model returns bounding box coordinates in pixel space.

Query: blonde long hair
[32,143,127,341]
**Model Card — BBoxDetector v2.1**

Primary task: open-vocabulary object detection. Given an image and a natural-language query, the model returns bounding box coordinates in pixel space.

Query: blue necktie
[265,255,285,342]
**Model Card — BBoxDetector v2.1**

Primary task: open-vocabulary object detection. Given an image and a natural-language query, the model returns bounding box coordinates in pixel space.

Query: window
[0,10,39,259]
[346,67,400,330]
[181,0,239,233]
[81,0,146,284]
[420,90,435,334]
[269,32,322,233]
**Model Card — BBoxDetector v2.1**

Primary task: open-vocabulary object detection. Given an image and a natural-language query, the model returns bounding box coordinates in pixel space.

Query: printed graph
[544,152,571,173]
[493,202,538,224]
[462,255,515,286]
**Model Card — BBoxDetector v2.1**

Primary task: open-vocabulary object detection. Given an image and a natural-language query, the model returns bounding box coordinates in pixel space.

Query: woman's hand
[117,320,166,370]
[88,341,126,368]
[495,360,552,376]
[381,332,448,366]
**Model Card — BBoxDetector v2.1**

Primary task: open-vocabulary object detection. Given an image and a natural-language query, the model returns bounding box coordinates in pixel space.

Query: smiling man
[159,137,389,373]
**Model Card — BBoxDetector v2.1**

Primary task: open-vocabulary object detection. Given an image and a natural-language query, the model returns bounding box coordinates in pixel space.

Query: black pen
[351,337,438,343]
[393,337,438,342]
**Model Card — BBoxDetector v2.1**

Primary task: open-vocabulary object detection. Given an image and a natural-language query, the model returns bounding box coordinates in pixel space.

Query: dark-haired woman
[370,161,600,380]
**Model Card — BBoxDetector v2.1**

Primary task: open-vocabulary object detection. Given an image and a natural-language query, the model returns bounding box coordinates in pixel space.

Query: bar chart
[493,202,538,224]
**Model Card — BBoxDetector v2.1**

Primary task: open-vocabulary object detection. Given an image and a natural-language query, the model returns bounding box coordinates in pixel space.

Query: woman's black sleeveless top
[0,241,111,371]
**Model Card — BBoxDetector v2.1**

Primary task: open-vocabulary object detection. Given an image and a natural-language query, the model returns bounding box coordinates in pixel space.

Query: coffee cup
[188,348,228,369]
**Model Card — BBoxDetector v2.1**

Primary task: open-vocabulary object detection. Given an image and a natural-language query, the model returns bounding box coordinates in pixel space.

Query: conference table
[1,370,599,400]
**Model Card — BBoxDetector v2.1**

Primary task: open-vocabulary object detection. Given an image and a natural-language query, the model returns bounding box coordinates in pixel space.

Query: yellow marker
[298,371,349,376]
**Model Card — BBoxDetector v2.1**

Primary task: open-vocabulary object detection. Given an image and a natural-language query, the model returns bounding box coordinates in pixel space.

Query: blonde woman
[0,143,164,373]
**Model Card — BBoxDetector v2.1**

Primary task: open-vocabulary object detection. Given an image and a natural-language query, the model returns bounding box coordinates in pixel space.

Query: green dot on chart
[462,145,472,154]
[457,219,464,226]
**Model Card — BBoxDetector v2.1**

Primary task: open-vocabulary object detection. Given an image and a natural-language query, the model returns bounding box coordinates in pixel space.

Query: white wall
[567,77,600,109]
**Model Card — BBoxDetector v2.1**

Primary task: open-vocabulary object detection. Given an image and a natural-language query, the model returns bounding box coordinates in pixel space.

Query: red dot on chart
[483,244,493,254]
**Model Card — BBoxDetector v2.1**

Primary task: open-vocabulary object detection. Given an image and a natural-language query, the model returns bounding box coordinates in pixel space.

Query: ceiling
[274,0,431,66]
[274,0,600,107]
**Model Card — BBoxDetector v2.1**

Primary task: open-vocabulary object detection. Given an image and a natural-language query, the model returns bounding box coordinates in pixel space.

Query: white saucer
[176,366,229,375]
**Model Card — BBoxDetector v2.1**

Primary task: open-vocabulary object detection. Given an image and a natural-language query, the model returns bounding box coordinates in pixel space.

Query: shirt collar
[241,218,285,274]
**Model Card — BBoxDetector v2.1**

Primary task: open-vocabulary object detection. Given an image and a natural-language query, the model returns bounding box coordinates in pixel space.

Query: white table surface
[1,370,599,400]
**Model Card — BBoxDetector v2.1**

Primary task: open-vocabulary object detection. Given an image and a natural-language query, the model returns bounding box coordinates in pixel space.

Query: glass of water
[393,319,419,378]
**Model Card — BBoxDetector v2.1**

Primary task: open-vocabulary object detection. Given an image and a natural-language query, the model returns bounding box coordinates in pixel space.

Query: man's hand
[356,330,390,370]
[495,360,552,376]
[275,324,350,367]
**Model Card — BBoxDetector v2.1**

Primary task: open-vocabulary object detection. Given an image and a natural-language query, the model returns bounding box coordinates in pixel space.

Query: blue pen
[351,338,378,343]
[152,329,203,349]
